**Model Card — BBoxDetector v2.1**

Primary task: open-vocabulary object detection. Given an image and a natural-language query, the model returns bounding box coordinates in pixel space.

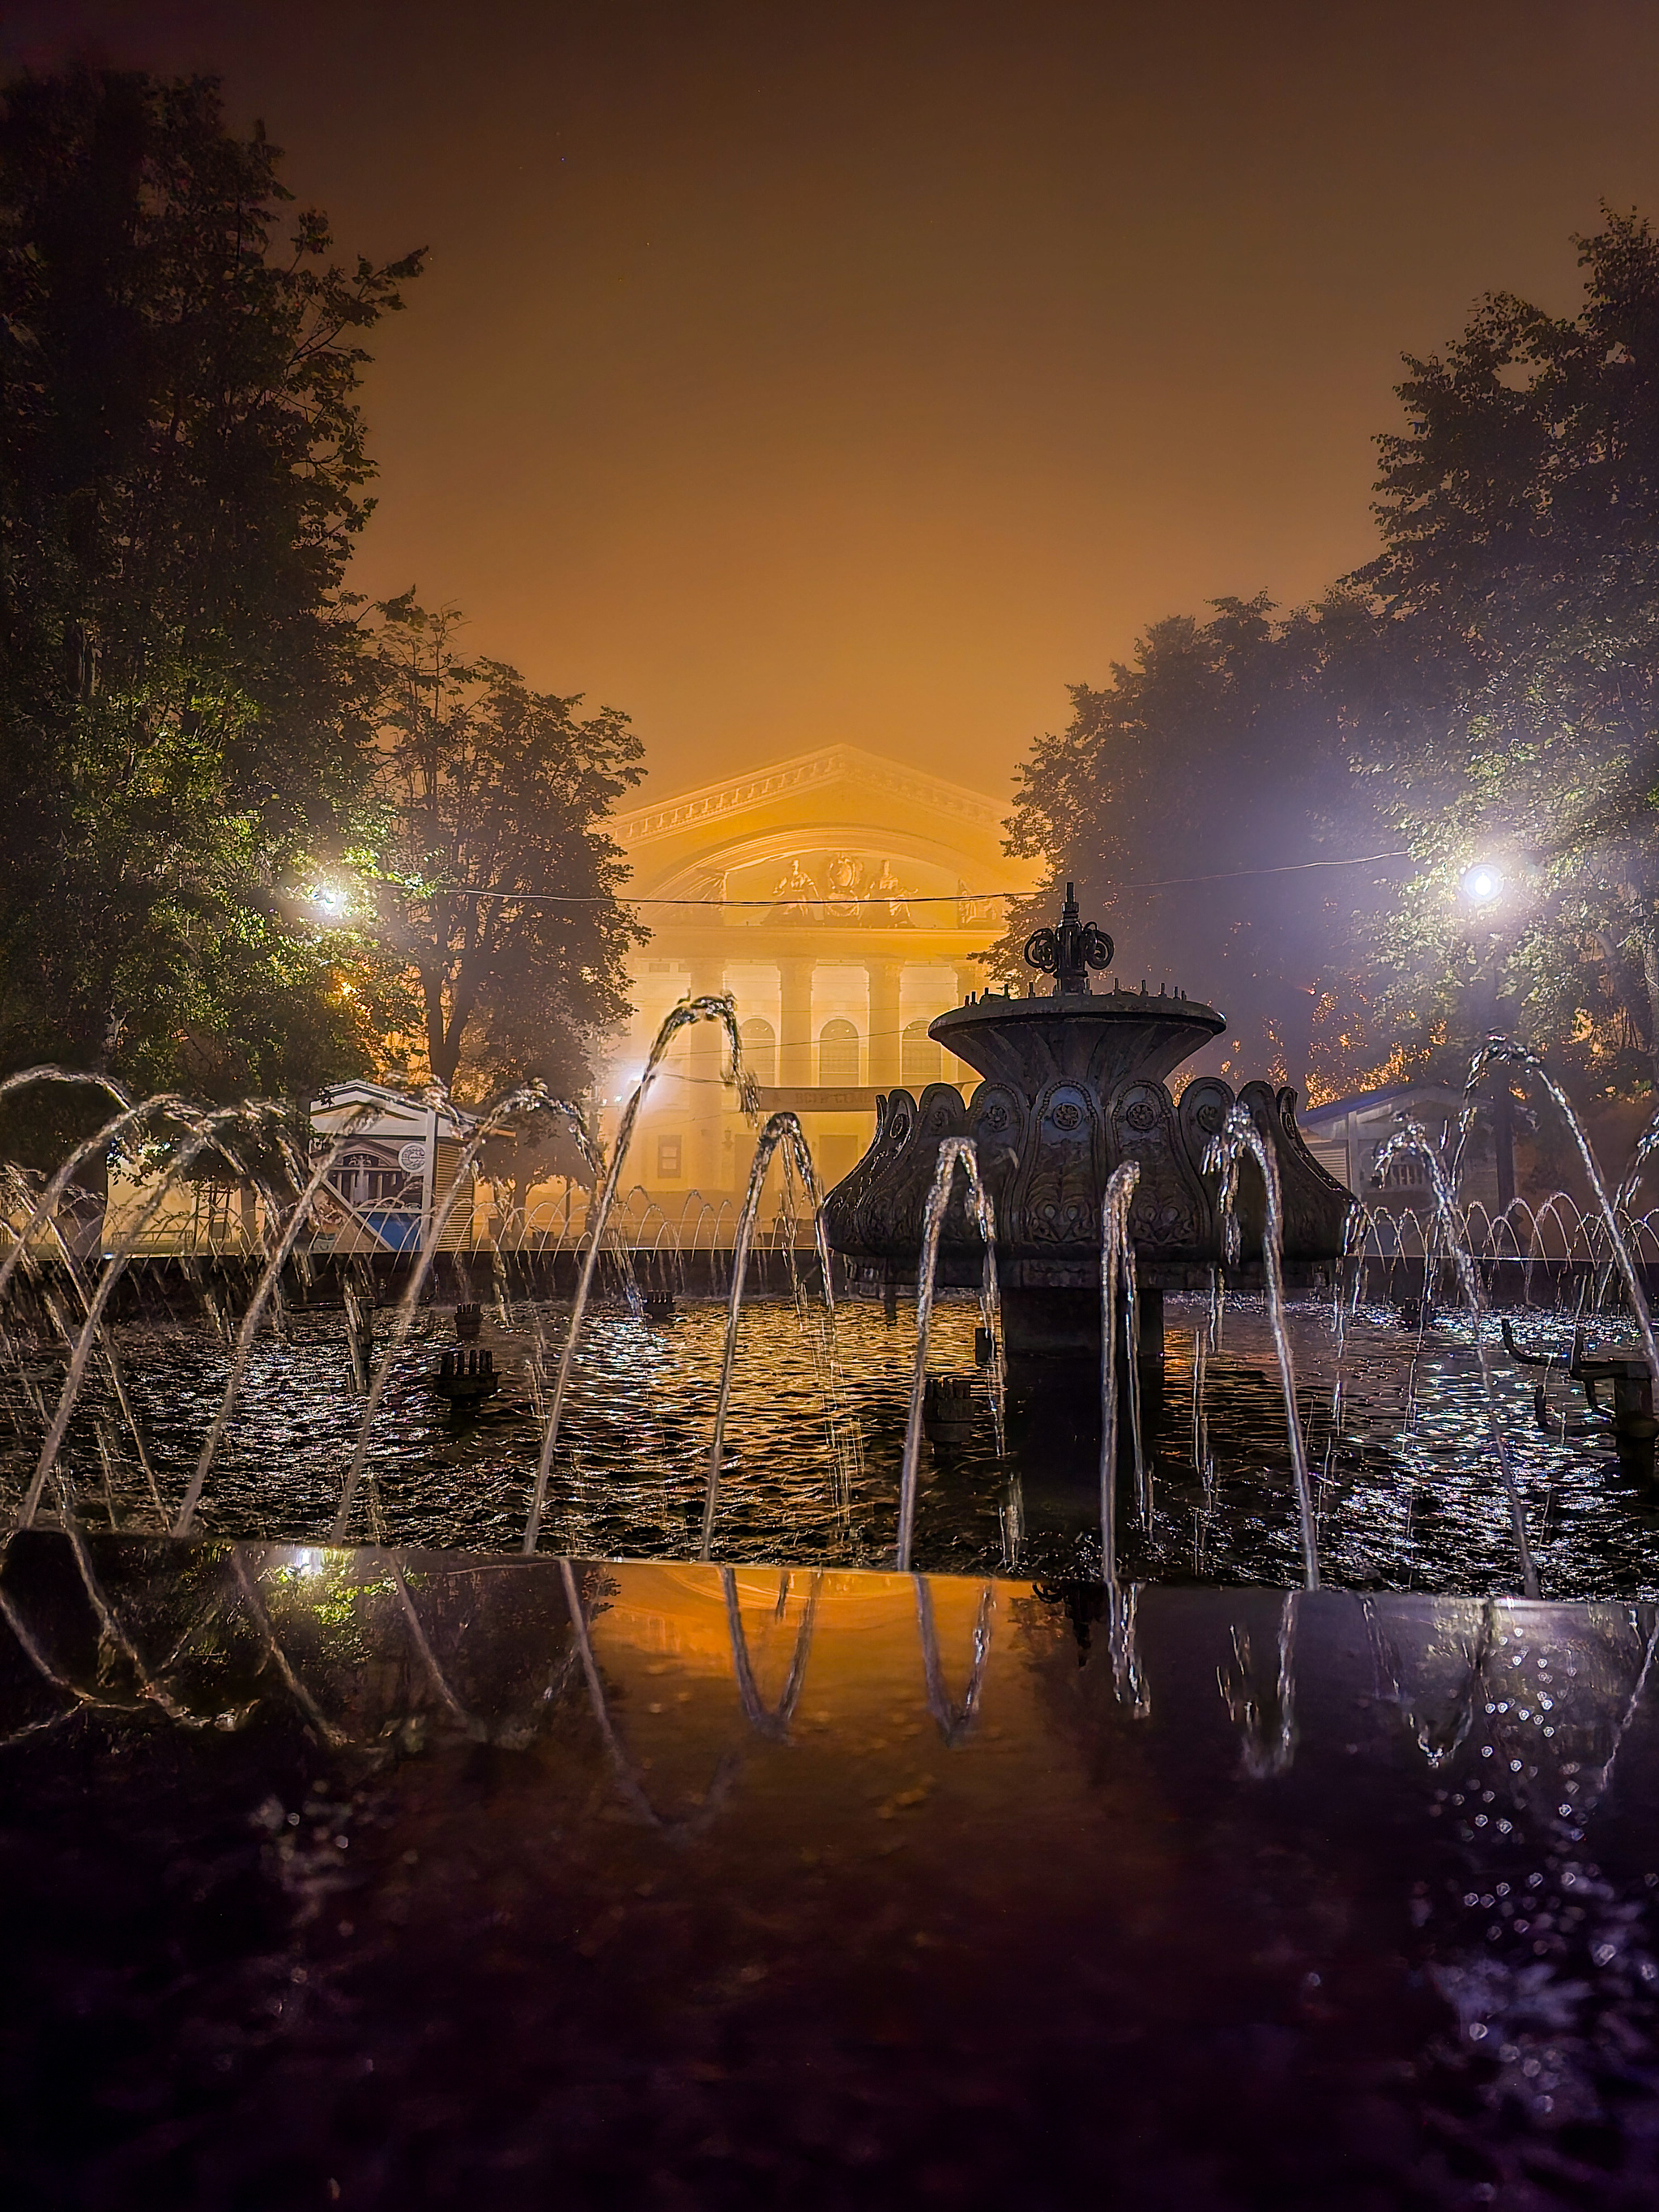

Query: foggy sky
[8,0,1659,805]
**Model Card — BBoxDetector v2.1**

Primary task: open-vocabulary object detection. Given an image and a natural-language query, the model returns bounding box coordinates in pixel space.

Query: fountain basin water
[2,1027,1657,1598]
[11,1289,1659,1596]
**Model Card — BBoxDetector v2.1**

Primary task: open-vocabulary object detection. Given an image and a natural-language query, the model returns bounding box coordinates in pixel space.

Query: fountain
[0,966,1655,1591]
[820,884,1354,1370]
[5,986,1659,2192]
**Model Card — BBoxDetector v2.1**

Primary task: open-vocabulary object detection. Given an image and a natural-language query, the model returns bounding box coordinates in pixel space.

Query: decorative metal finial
[1022,882,1114,995]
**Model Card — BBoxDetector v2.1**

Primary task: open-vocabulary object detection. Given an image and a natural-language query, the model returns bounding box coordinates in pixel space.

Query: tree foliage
[1007,210,1659,1108]
[995,595,1392,1095]
[0,66,423,1111]
[360,597,645,1098]
[1355,208,1659,1096]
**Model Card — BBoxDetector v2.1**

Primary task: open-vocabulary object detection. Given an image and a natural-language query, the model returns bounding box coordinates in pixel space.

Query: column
[779,958,814,1087]
[954,964,980,1007]
[688,959,726,1193]
[868,960,903,1087]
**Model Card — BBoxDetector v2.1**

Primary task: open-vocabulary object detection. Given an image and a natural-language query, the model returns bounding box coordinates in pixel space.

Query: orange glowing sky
[11,1,1659,805]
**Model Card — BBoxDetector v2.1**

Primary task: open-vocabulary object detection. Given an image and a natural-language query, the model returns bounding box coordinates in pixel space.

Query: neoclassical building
[602,746,1041,1204]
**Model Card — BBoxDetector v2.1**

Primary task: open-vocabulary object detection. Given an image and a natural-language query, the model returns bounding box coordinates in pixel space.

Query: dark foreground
[2,1533,1657,2209]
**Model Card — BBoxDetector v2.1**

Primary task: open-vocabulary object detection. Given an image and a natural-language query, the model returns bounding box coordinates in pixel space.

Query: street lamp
[1460,856,1516,1211]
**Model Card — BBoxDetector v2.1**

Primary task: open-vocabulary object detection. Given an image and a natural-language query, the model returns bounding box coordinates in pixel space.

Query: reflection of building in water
[603,746,1040,1202]
[8,1541,1659,2202]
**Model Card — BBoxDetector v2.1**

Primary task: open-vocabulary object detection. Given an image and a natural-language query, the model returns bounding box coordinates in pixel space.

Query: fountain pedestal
[821,887,1353,1362]
[993,1283,1163,1366]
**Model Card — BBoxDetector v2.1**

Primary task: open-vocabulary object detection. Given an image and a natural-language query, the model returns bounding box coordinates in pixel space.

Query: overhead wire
[433,848,1411,907]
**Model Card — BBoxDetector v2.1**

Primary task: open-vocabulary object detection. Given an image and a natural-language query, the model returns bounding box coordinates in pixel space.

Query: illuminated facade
[602,746,1040,1204]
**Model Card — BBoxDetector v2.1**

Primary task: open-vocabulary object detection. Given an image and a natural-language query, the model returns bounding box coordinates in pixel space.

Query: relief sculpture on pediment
[771,857,820,919]
[869,860,912,925]
[824,853,864,919]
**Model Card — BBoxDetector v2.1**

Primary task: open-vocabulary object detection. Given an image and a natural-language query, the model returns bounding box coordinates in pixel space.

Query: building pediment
[614,744,1035,909]
[603,744,1041,1203]
[614,744,1005,847]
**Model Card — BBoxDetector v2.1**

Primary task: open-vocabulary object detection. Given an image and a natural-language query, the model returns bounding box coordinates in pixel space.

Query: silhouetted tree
[0,66,423,1115]
[361,596,645,1097]
[1355,207,1659,1098]
[994,594,1391,1097]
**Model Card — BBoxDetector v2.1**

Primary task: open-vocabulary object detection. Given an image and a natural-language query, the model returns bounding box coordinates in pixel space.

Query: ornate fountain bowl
[930,978,1228,1094]
[821,884,1353,1309]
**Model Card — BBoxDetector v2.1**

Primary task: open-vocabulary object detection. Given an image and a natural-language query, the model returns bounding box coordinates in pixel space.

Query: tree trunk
[417,940,488,1093]
[1640,927,1659,1096]
[421,971,458,1090]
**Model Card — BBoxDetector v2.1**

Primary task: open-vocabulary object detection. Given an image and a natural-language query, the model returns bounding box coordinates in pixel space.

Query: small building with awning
[1298,1081,1498,1214]
[308,1081,479,1255]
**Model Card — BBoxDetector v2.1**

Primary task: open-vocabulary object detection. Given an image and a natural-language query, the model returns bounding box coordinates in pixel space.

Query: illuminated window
[902,1020,942,1089]
[739,1016,777,1088]
[656,1136,683,1179]
[818,1018,859,1085]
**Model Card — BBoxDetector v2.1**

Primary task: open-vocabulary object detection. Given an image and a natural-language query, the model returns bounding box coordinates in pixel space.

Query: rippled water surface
[5,1286,1657,1594]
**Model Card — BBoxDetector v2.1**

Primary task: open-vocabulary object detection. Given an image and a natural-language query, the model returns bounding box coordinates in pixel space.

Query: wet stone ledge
[0,1532,1657,2206]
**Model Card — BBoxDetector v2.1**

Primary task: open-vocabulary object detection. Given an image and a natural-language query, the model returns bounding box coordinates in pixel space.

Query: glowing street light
[1461,861,1504,906]
[309,883,349,918]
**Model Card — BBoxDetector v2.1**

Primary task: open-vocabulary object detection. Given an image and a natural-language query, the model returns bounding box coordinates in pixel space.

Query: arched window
[739,1016,777,1089]
[901,1019,942,1089]
[818,1017,860,1085]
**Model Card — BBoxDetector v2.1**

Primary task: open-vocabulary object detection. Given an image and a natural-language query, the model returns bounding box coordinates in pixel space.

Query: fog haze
[9,0,1659,803]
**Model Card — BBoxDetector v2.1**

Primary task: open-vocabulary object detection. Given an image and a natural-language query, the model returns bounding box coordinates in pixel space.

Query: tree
[1355,208,1659,1097]
[360,596,645,1098]
[476,1114,598,1241]
[994,595,1392,1097]
[0,66,424,1116]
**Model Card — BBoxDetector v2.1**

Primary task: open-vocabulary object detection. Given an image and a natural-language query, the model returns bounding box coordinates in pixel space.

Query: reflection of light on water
[1397,1600,1659,2159]
[6,1294,1659,1593]
[7,1536,1659,2193]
